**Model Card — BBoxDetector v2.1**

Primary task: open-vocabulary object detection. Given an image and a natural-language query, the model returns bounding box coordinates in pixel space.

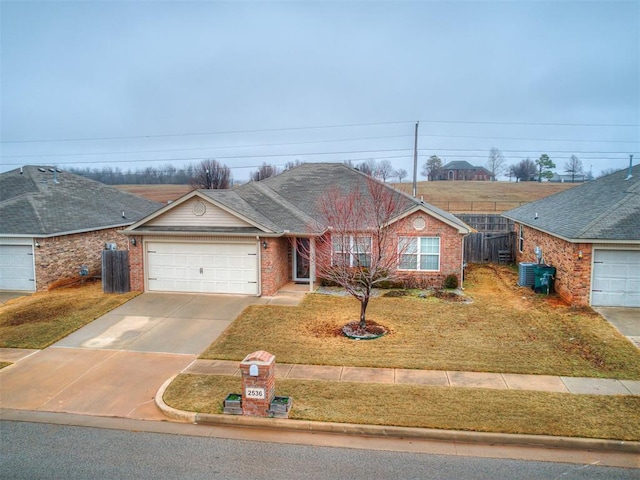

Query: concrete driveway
[0,293,262,420]
[595,307,640,348]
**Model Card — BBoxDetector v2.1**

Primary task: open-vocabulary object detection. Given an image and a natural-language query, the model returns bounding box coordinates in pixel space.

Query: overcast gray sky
[1,0,638,181]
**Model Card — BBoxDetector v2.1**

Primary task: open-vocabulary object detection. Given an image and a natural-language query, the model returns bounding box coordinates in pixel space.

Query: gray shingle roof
[0,166,162,236]
[502,165,640,242]
[443,160,476,170]
[203,163,470,234]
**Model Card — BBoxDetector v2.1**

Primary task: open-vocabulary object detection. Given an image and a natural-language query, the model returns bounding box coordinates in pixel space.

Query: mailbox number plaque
[245,387,266,399]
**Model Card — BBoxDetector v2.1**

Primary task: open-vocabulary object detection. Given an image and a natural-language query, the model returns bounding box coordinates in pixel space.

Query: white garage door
[146,242,259,295]
[592,250,640,307]
[0,244,35,291]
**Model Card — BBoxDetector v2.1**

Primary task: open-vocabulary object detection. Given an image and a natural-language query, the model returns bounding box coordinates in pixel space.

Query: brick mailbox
[240,350,276,417]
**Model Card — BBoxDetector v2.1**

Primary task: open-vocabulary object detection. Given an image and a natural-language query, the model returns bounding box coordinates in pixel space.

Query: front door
[293,238,310,283]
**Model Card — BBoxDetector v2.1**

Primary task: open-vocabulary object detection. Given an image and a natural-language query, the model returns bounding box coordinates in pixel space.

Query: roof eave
[2,222,136,238]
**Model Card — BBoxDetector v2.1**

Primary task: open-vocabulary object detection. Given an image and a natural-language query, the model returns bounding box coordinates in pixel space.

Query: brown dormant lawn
[164,374,640,441]
[202,264,640,380]
[0,281,138,349]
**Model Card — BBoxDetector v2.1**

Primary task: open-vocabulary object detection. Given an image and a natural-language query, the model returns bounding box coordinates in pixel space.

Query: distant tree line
[70,149,606,188]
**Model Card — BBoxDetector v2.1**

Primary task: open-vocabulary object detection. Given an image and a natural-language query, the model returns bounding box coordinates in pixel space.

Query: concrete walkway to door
[0,293,266,420]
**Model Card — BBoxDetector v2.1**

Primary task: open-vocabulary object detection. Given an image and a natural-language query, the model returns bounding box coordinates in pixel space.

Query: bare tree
[509,158,537,182]
[190,159,232,189]
[487,147,505,181]
[251,162,279,181]
[377,160,394,182]
[394,168,408,182]
[357,159,378,177]
[284,160,305,171]
[302,178,407,331]
[421,155,443,181]
[598,167,621,178]
[564,155,584,183]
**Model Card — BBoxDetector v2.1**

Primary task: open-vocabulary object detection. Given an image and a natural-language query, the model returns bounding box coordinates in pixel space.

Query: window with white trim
[399,237,440,271]
[332,235,371,267]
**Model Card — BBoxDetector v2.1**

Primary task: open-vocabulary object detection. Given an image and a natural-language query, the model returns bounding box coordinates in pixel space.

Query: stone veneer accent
[34,227,129,291]
[514,223,592,306]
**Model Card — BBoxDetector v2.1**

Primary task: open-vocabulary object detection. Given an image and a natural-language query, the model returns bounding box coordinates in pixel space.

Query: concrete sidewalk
[185,359,640,396]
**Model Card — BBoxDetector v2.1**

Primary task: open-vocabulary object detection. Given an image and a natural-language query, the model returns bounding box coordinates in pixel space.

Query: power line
[420,133,639,144]
[2,118,637,144]
[0,134,415,159]
[3,133,636,161]
[0,121,414,144]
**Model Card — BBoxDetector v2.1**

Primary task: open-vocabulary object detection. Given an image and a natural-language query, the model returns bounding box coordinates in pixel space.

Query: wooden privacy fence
[102,250,130,293]
[464,232,516,264]
[456,214,514,233]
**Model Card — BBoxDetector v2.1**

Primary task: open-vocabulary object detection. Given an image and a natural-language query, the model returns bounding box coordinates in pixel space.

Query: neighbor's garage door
[146,242,258,295]
[0,244,35,291]
[591,250,640,307]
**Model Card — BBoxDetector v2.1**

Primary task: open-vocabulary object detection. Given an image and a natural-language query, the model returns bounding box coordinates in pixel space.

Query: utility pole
[412,121,419,197]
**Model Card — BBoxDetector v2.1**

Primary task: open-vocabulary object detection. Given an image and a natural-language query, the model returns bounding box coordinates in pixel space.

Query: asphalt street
[2,420,636,480]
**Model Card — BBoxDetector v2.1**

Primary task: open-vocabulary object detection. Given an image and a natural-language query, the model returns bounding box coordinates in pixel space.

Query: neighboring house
[502,165,640,307]
[437,161,491,181]
[0,166,161,291]
[123,163,471,296]
[549,173,588,183]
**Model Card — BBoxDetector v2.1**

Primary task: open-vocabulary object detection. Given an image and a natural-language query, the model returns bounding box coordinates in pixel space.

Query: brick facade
[34,227,129,291]
[128,212,466,296]
[128,235,144,292]
[260,237,291,296]
[389,211,466,288]
[514,223,592,306]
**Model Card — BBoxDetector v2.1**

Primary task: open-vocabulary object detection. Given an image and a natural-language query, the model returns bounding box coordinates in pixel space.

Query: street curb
[155,377,640,454]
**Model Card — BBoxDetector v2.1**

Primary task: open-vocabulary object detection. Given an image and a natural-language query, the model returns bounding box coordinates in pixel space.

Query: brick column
[240,350,275,417]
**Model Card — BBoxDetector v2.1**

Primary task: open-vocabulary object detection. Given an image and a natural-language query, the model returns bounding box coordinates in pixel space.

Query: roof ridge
[248,181,318,228]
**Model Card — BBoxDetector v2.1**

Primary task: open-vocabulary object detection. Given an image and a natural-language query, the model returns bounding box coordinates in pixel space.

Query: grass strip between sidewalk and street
[0,282,139,349]
[164,374,640,441]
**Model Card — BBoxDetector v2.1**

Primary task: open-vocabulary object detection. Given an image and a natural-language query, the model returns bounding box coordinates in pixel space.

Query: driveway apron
[0,293,258,419]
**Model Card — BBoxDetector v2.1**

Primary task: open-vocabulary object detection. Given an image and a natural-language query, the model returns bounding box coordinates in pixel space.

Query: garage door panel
[592,250,640,307]
[146,242,258,295]
[0,244,35,291]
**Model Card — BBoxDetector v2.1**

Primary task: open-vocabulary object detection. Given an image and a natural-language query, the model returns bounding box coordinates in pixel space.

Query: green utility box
[533,265,556,294]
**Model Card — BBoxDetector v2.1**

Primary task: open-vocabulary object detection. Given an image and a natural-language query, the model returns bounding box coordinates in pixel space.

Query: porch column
[309,237,316,292]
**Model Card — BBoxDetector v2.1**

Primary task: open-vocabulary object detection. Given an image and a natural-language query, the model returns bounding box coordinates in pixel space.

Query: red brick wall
[34,227,129,291]
[514,223,592,306]
[260,237,290,296]
[128,235,144,291]
[389,211,465,288]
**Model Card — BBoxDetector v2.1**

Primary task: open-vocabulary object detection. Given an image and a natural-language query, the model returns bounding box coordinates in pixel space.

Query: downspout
[461,233,468,289]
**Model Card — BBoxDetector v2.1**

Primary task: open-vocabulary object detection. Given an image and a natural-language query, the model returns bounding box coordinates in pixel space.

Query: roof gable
[502,165,640,242]
[0,166,162,236]
[146,196,254,228]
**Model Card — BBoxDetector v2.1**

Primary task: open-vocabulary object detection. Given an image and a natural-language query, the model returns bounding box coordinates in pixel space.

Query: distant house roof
[0,166,162,237]
[443,161,476,170]
[502,165,640,242]
[128,163,471,235]
[442,161,491,176]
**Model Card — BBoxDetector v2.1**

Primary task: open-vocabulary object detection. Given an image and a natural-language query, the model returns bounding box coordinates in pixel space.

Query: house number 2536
[245,387,266,399]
